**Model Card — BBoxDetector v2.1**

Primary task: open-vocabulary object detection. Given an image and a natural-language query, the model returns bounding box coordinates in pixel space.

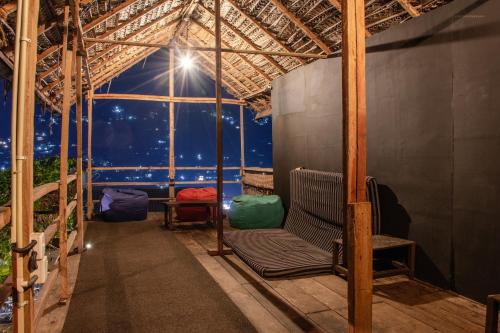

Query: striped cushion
[223,229,333,277]
[224,169,382,278]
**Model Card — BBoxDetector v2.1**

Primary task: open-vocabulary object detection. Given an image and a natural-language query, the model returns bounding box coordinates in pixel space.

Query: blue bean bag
[100,188,148,222]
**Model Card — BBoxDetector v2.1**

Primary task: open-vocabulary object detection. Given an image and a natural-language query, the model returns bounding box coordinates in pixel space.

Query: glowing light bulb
[85,243,93,250]
[180,54,193,70]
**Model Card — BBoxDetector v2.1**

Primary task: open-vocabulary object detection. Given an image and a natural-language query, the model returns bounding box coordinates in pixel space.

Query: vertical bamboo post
[342,0,372,330]
[10,0,39,329]
[168,51,175,199]
[76,33,84,252]
[58,5,72,304]
[239,105,245,194]
[207,0,226,256]
[86,87,93,220]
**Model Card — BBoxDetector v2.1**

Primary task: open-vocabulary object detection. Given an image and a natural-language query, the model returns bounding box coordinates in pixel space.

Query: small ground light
[85,243,93,250]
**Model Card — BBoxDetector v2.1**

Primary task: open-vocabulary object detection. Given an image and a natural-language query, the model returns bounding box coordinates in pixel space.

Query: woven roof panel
[0,0,454,116]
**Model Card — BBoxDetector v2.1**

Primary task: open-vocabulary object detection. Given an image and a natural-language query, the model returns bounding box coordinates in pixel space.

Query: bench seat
[224,169,381,279]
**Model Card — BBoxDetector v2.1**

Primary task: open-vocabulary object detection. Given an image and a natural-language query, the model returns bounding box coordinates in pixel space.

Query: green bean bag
[228,195,284,229]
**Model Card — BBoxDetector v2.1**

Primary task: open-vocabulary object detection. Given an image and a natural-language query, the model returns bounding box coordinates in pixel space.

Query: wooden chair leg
[332,243,341,275]
[486,295,499,333]
[408,242,416,279]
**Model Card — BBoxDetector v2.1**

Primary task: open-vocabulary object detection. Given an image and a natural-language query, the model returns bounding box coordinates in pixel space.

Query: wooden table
[333,234,416,279]
[161,200,218,230]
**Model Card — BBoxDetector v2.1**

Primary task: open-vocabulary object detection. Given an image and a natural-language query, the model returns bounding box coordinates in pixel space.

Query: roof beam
[40,2,181,88]
[199,4,288,75]
[191,21,273,83]
[37,0,175,62]
[183,33,263,91]
[46,17,179,96]
[268,0,331,54]
[181,37,253,95]
[224,0,306,65]
[396,0,420,17]
[88,7,182,66]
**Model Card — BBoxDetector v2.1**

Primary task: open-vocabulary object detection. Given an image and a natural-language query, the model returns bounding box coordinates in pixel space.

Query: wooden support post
[86,87,94,220]
[486,295,500,333]
[207,0,231,256]
[342,0,372,329]
[168,51,175,199]
[10,0,39,329]
[58,5,72,304]
[76,40,84,252]
[240,105,245,194]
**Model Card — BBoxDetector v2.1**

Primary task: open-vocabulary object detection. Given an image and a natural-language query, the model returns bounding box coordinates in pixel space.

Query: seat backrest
[284,169,381,253]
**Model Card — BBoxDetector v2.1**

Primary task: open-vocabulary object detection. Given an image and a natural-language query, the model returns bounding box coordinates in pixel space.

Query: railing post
[10,0,39,328]
[75,9,84,252]
[86,87,94,220]
[58,5,72,304]
[168,50,175,199]
[240,105,245,194]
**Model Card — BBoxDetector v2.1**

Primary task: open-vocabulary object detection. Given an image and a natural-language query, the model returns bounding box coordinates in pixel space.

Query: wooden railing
[0,174,78,326]
[88,166,273,190]
[242,167,274,194]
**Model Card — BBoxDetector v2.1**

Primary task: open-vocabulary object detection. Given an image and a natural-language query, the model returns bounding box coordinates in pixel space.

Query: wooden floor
[41,213,490,333]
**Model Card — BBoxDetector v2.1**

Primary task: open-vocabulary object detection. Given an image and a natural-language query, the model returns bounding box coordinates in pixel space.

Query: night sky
[0,49,272,199]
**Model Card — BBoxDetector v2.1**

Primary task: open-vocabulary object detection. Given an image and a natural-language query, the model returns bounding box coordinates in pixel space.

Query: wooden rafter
[224,0,306,65]
[90,28,177,91]
[269,0,332,54]
[397,0,421,17]
[191,21,273,83]
[42,6,182,97]
[199,4,288,75]
[39,0,179,80]
[180,37,253,95]
[37,0,177,63]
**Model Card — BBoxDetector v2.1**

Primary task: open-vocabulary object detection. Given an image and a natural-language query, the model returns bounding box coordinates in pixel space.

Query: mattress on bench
[224,229,333,278]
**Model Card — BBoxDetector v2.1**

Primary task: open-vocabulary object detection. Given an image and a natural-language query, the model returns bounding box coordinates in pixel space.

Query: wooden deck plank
[308,310,347,333]
[181,237,291,333]
[48,214,485,333]
[267,279,331,314]
[215,255,322,333]
[36,253,81,333]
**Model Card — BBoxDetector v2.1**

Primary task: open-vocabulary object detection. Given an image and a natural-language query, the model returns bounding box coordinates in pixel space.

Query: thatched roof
[0,0,452,116]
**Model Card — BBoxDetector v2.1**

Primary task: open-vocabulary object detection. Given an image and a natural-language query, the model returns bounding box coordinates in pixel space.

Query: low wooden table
[333,234,416,279]
[161,200,218,230]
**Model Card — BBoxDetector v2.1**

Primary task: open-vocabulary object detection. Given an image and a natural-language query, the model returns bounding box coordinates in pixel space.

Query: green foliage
[0,157,77,282]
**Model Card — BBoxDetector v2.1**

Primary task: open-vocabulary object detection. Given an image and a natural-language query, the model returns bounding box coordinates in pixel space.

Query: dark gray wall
[272,0,500,302]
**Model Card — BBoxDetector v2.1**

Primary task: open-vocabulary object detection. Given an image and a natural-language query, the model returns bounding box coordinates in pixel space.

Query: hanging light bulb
[180,53,193,70]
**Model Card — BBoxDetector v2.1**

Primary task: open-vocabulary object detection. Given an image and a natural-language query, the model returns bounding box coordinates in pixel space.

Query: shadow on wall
[377,184,450,288]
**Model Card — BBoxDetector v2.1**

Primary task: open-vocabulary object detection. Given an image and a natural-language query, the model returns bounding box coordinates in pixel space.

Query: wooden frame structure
[1,0,457,331]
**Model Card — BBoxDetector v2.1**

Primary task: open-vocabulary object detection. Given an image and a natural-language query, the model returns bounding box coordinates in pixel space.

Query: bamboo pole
[215,0,223,255]
[58,5,72,304]
[342,0,372,329]
[206,0,229,257]
[91,93,245,105]
[83,37,327,59]
[240,105,245,194]
[168,51,175,199]
[76,37,84,252]
[10,0,39,328]
[86,87,94,220]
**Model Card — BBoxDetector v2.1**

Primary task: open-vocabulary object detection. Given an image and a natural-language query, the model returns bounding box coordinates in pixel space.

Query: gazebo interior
[0,0,499,331]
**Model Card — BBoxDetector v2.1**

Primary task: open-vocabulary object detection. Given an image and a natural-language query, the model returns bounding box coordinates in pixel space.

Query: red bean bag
[175,187,217,221]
